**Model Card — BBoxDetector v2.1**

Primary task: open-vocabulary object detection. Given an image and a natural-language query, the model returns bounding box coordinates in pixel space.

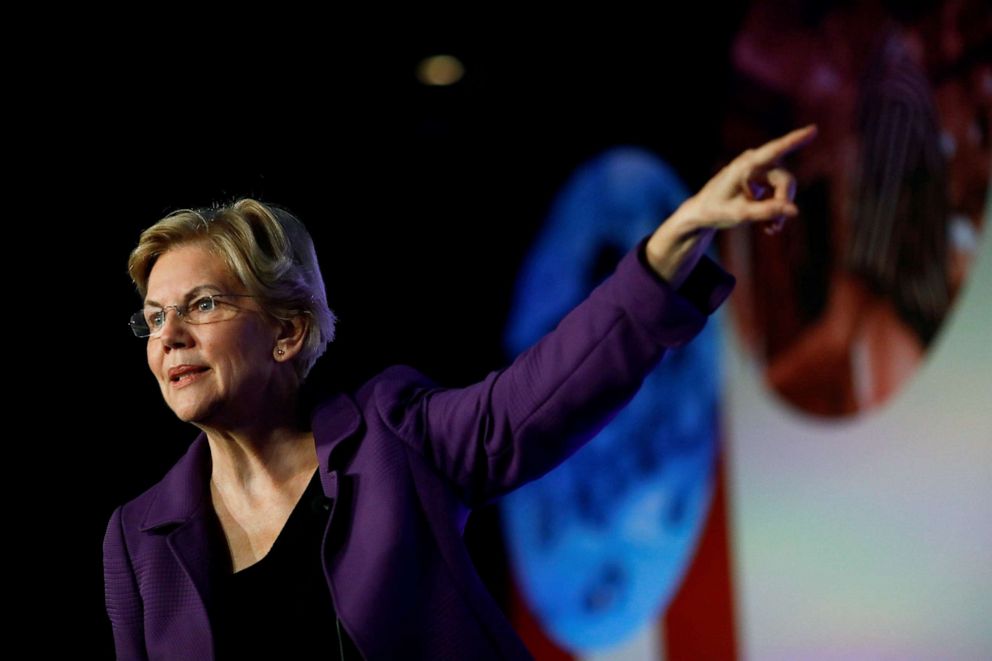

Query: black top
[209,468,363,659]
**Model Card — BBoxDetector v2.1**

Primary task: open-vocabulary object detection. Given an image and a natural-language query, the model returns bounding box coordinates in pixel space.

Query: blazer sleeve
[376,232,735,509]
[103,505,149,661]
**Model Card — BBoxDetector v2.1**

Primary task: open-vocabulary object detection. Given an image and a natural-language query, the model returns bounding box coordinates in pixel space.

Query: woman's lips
[170,367,210,388]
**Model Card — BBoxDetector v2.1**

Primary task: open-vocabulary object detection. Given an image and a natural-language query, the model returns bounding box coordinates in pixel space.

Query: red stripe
[662,438,739,660]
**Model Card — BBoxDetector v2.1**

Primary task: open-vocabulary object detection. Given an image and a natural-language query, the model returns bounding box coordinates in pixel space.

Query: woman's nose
[158,308,192,348]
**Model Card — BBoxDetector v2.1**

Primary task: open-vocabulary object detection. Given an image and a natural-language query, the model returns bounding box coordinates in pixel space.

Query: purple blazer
[103,234,734,660]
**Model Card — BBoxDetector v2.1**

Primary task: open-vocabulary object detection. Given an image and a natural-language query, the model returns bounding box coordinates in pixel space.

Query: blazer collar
[311,389,363,476]
[139,431,212,533]
[139,390,362,532]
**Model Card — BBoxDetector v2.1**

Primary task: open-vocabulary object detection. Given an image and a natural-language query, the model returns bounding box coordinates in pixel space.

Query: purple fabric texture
[103,233,735,660]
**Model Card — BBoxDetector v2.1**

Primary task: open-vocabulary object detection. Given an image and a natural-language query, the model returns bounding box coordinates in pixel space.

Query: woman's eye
[194,297,216,312]
[147,311,165,328]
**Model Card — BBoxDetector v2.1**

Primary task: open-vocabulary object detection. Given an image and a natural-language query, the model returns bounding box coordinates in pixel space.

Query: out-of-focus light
[416,54,465,86]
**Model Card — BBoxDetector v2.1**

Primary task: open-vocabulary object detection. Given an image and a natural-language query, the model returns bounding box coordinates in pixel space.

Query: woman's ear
[273,314,309,362]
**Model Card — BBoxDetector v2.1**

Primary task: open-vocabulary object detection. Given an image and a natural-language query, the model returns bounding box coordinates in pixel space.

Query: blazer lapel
[139,432,218,658]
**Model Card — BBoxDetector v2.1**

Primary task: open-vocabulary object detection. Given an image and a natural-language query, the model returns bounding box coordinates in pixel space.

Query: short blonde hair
[128,198,337,382]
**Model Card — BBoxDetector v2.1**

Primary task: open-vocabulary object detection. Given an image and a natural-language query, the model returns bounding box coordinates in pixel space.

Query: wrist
[645,203,710,288]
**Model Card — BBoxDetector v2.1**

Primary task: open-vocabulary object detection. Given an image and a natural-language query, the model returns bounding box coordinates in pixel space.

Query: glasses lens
[129,311,150,337]
[186,296,218,324]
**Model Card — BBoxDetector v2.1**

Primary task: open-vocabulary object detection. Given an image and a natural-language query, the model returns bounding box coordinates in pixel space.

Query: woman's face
[144,241,281,427]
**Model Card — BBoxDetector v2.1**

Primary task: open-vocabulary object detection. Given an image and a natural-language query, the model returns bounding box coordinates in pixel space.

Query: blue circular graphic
[500,147,722,651]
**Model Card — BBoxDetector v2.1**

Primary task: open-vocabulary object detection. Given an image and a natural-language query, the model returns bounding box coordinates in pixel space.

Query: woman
[103,126,816,660]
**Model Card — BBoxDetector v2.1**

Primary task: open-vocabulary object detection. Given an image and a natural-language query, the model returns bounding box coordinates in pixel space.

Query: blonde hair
[128,198,336,382]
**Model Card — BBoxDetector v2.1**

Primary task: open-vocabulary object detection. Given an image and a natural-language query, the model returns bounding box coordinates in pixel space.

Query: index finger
[750,124,818,166]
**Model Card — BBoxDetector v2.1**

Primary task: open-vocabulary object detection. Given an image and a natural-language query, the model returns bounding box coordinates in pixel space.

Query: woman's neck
[202,405,318,498]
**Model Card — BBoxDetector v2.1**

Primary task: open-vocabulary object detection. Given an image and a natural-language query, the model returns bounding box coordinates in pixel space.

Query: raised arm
[378,127,816,509]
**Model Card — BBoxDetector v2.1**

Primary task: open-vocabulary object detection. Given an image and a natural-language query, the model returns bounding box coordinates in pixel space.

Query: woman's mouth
[169,366,210,388]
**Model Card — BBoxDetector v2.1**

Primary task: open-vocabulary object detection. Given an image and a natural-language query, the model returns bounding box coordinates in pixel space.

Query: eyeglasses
[129,294,258,338]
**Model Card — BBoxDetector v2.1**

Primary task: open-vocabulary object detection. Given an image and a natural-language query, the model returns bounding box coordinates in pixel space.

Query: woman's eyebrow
[144,284,222,308]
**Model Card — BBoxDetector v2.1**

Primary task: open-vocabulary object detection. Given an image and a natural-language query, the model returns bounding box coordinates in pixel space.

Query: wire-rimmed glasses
[129,294,258,338]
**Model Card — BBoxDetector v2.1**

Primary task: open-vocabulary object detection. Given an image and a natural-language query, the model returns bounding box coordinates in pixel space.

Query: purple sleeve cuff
[632,234,736,315]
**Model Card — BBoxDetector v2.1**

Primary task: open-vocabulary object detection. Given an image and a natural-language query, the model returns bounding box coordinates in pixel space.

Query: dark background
[26,14,750,655]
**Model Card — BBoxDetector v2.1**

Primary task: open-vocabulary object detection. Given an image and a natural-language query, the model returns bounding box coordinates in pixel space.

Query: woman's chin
[167,401,219,426]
